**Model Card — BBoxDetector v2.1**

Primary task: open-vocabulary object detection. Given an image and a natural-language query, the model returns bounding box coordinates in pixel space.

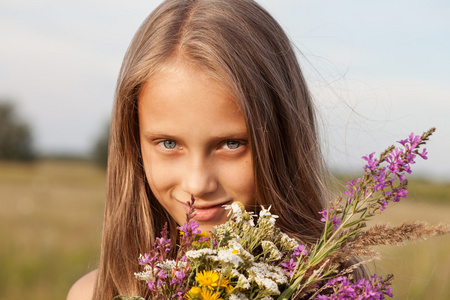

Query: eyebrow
[141,131,177,140]
[141,130,249,140]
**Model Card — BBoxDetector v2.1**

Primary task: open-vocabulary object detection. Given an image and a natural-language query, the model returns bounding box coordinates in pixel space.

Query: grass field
[1,160,449,299]
[0,159,105,299]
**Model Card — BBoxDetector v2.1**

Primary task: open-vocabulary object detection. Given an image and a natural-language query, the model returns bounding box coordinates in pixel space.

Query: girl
[68,0,339,298]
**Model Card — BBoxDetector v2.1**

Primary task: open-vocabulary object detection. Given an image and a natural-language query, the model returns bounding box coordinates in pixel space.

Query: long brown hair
[94,0,330,298]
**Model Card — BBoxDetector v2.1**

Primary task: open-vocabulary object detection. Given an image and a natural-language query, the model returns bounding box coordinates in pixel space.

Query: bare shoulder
[67,269,98,300]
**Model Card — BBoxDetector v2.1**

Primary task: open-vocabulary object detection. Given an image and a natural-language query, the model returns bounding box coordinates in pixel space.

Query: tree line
[0,101,109,167]
[0,102,34,161]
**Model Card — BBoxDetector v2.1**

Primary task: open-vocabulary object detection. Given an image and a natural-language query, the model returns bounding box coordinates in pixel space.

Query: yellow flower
[193,240,211,248]
[199,231,210,238]
[218,277,229,287]
[225,284,234,294]
[185,286,202,299]
[192,231,211,249]
[200,288,223,300]
[195,270,220,289]
[189,286,201,296]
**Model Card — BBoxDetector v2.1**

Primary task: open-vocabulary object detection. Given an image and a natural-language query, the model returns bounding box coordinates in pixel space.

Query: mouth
[181,200,233,223]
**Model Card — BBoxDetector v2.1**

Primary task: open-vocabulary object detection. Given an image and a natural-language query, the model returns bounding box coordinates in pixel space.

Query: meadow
[1,160,449,299]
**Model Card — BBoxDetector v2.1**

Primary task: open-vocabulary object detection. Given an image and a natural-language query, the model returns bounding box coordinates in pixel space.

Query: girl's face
[138,64,255,232]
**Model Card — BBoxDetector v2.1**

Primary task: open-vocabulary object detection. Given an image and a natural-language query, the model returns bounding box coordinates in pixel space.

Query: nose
[181,154,217,198]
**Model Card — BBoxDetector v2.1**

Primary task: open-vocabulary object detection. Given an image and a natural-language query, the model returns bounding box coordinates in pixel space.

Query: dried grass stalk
[329,222,449,266]
[351,221,450,247]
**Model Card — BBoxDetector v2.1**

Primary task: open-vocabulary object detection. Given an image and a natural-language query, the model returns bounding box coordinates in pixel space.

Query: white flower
[254,277,280,295]
[157,259,176,271]
[259,205,279,225]
[280,232,299,250]
[229,292,249,300]
[185,250,202,259]
[247,262,289,287]
[134,268,154,281]
[261,296,274,300]
[230,268,241,278]
[246,215,255,227]
[237,273,251,289]
[214,223,236,241]
[209,247,244,268]
[185,248,217,259]
[223,202,244,218]
[223,202,256,226]
[228,239,254,261]
[261,240,282,260]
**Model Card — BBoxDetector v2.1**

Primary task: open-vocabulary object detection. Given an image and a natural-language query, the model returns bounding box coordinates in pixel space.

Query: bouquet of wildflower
[116,128,449,300]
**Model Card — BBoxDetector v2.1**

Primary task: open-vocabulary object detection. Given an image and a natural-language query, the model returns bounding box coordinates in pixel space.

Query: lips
[182,200,232,222]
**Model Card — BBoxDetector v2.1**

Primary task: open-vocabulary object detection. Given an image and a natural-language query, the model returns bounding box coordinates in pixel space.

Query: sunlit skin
[138,63,255,232]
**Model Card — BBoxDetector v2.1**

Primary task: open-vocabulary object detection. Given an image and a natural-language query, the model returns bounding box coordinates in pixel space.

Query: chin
[196,221,224,234]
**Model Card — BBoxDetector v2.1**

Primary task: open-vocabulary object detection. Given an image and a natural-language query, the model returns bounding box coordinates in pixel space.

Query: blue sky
[1,0,449,180]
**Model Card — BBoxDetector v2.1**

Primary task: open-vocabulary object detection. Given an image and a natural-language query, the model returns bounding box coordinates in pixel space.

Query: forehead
[145,60,235,94]
[138,64,248,138]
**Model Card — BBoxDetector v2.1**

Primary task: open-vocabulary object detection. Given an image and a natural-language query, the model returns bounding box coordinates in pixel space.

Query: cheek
[222,157,255,198]
[240,160,255,192]
[141,148,178,197]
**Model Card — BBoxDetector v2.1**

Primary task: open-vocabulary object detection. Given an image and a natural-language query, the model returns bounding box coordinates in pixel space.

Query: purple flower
[155,236,171,251]
[344,178,361,203]
[386,148,403,174]
[281,258,297,277]
[156,278,164,288]
[385,288,393,298]
[394,188,408,202]
[171,291,184,300]
[418,148,428,159]
[170,270,187,285]
[317,274,393,299]
[157,269,168,280]
[362,152,378,171]
[405,151,416,164]
[397,172,406,184]
[397,138,408,146]
[386,187,408,203]
[319,209,328,222]
[332,215,341,229]
[407,132,422,148]
[178,220,201,238]
[293,244,308,257]
[398,132,420,148]
[373,168,387,192]
[139,253,153,265]
[319,209,341,229]
[147,279,155,291]
[283,245,309,277]
[345,178,361,188]
[175,270,186,279]
[379,199,388,211]
[403,163,412,174]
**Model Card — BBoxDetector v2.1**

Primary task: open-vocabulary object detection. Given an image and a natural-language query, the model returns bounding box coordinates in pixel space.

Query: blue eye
[161,140,177,149]
[224,140,241,149]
